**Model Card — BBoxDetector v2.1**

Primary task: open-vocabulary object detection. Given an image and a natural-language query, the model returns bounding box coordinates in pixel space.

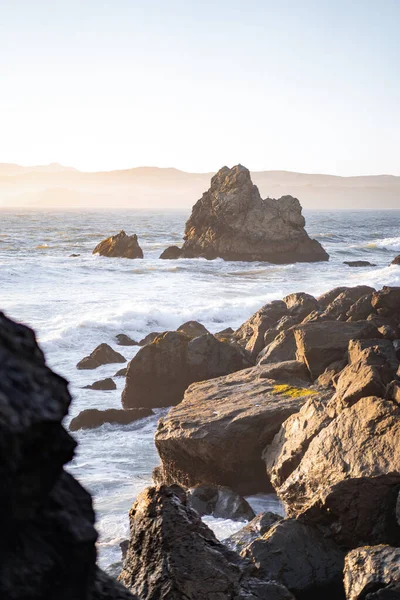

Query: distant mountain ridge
[0,163,399,209]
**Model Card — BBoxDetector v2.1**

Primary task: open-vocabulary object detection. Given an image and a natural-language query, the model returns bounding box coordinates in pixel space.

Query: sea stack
[162,165,329,263]
[93,230,143,259]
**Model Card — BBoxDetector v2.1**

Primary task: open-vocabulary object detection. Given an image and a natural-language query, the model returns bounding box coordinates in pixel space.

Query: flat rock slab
[155,366,329,494]
[70,408,153,431]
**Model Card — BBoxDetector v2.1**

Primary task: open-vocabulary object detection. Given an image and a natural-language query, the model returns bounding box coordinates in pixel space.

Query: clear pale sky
[1,0,399,174]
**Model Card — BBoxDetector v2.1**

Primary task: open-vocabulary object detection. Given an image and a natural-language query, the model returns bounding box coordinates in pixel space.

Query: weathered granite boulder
[257,328,297,365]
[294,320,380,379]
[177,320,209,338]
[257,360,310,385]
[69,408,153,431]
[187,484,255,521]
[178,165,329,263]
[122,331,253,409]
[224,512,282,552]
[283,292,319,320]
[115,334,138,346]
[344,545,400,600]
[317,286,376,321]
[84,377,116,390]
[159,245,182,259]
[155,366,327,493]
[93,231,143,259]
[242,519,345,599]
[372,286,400,314]
[346,293,375,321]
[77,343,126,370]
[119,484,294,600]
[276,397,400,547]
[234,300,288,357]
[0,311,134,599]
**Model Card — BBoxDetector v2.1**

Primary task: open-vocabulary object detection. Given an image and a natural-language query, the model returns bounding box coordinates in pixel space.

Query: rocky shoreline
[3,284,400,598]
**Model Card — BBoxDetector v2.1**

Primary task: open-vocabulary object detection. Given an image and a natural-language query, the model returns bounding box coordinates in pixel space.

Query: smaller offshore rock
[77,343,126,370]
[116,334,139,346]
[93,231,143,259]
[84,378,116,391]
[70,408,153,431]
[159,245,182,259]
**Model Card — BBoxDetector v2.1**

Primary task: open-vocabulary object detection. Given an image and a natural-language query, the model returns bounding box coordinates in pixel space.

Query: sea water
[1,208,400,568]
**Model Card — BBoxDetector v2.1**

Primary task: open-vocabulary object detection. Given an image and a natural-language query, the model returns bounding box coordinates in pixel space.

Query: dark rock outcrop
[77,343,126,370]
[344,260,376,267]
[122,331,253,409]
[69,408,153,431]
[159,245,182,259]
[392,256,400,266]
[115,367,128,377]
[84,377,117,390]
[187,484,255,521]
[0,311,134,599]
[155,366,327,493]
[93,231,143,259]
[177,165,329,263]
[177,320,210,338]
[242,519,345,599]
[344,545,400,600]
[224,512,282,552]
[119,484,294,600]
[116,334,138,346]
[234,300,288,358]
[138,331,161,346]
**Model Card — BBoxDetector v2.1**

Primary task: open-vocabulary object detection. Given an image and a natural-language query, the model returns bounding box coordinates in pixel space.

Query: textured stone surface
[344,546,400,600]
[122,331,252,409]
[93,230,143,259]
[223,512,282,552]
[178,165,329,263]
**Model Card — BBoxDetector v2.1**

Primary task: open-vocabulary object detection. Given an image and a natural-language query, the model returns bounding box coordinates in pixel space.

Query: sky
[1,0,399,175]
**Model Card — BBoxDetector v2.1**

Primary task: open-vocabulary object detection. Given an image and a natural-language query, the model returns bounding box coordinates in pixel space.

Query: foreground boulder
[69,408,153,431]
[0,311,134,599]
[122,331,253,409]
[119,484,294,600]
[275,397,400,547]
[344,545,400,600]
[93,231,143,259]
[77,343,126,370]
[187,484,255,521]
[242,519,345,599]
[155,366,327,493]
[174,165,329,263]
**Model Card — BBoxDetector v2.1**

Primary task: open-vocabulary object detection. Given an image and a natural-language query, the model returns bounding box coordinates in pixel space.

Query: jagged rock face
[119,484,295,600]
[122,331,253,409]
[344,546,400,600]
[179,165,329,263]
[0,311,135,599]
[155,366,328,494]
[93,231,143,259]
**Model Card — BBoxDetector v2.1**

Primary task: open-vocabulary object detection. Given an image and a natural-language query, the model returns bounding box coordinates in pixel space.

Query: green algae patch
[272,384,317,399]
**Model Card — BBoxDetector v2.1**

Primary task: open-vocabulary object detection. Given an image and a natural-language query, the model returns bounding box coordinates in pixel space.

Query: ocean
[1,208,400,569]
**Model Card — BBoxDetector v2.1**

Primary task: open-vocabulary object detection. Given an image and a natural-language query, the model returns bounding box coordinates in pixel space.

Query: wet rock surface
[93,231,143,259]
[175,165,329,263]
[187,484,255,521]
[69,408,153,431]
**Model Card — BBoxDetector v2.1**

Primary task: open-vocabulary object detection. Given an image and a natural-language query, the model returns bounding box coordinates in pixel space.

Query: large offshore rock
[242,519,345,599]
[177,165,329,263]
[277,397,400,547]
[344,545,400,600]
[0,311,135,599]
[93,230,143,259]
[294,320,380,379]
[155,366,325,494]
[122,331,252,409]
[119,484,294,600]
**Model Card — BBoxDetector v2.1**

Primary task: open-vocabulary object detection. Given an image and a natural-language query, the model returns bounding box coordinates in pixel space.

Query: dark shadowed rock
[187,484,255,521]
[242,519,345,599]
[319,286,376,321]
[344,545,400,600]
[372,286,400,313]
[316,358,347,388]
[258,328,297,365]
[177,320,209,338]
[257,360,311,384]
[346,293,374,321]
[122,331,252,409]
[317,286,349,309]
[0,311,134,599]
[93,231,143,259]
[155,366,326,494]
[115,334,138,346]
[69,408,153,431]
[224,512,282,552]
[234,301,288,358]
[294,320,380,379]
[344,260,376,267]
[114,367,128,377]
[159,245,182,259]
[119,484,294,600]
[84,377,117,390]
[77,343,126,370]
[179,165,329,263]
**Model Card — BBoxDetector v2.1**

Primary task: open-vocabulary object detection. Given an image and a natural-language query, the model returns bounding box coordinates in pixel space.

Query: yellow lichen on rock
[272,384,317,399]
